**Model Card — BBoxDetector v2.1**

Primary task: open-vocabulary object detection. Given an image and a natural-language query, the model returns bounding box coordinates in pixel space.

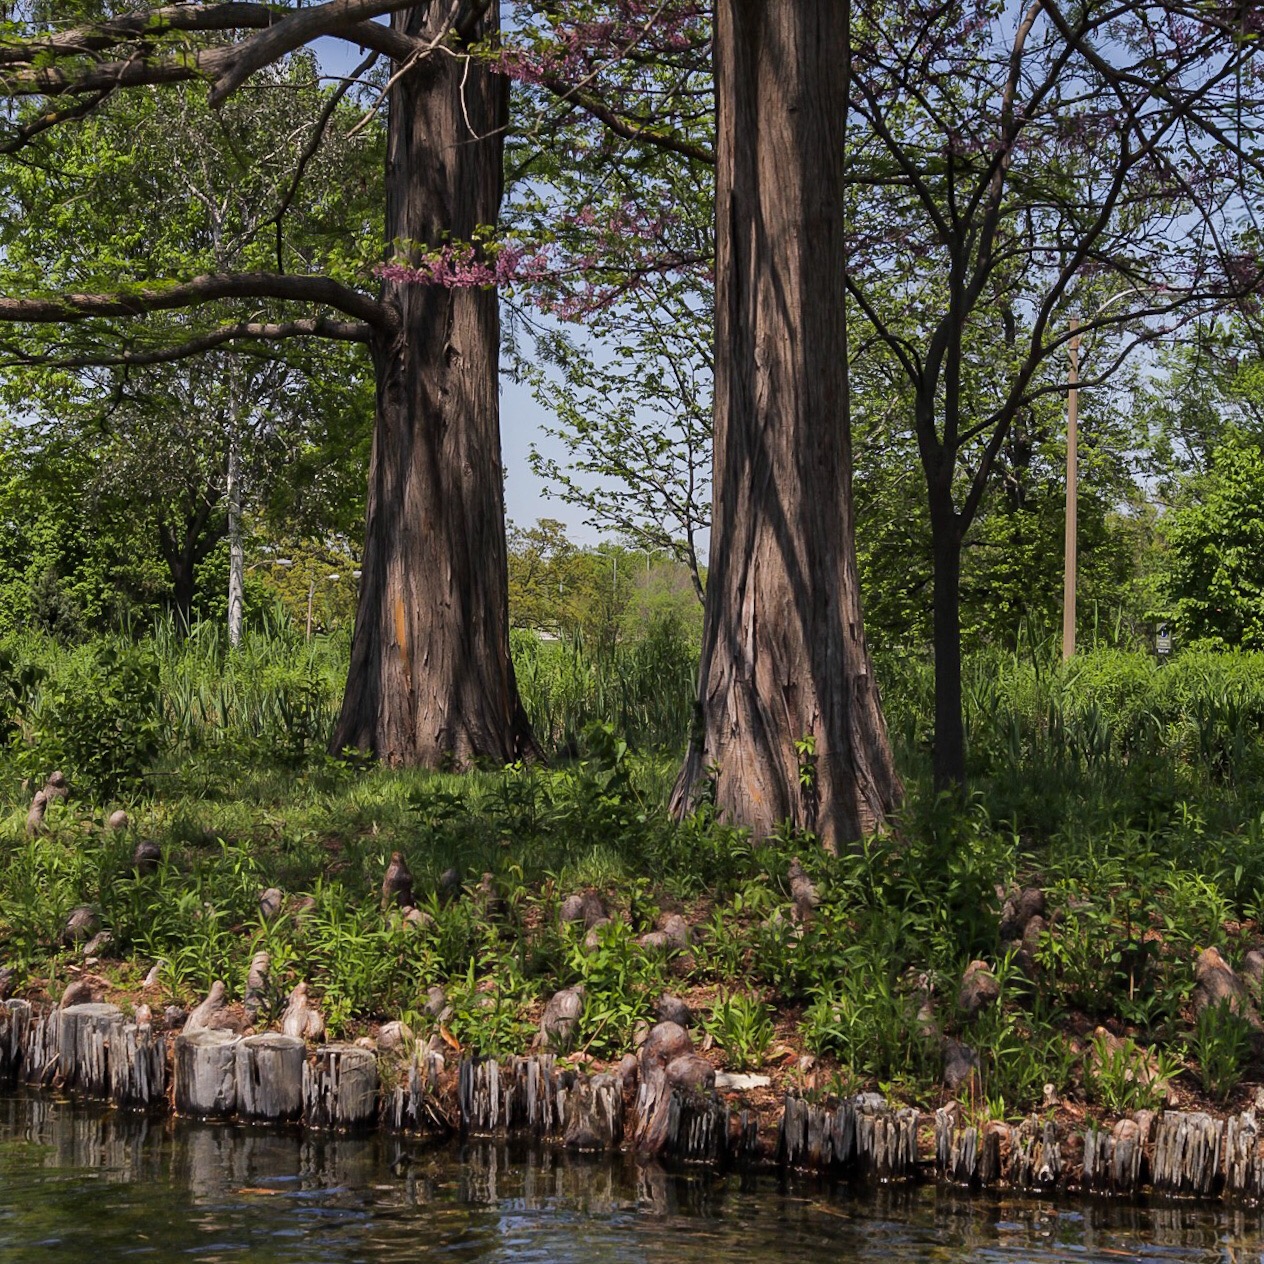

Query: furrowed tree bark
[332,2,537,767]
[672,0,900,849]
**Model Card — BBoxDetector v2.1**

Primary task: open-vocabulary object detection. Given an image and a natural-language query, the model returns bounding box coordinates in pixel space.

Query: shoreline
[5,995,1264,1208]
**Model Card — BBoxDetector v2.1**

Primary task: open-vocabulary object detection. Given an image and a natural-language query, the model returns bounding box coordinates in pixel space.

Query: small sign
[1156,624,1172,656]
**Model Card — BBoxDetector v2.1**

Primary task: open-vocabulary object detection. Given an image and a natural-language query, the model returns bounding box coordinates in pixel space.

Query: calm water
[0,1096,1261,1263]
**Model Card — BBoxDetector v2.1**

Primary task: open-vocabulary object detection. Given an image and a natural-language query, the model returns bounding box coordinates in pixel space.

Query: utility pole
[1062,317,1080,661]
[227,433,244,649]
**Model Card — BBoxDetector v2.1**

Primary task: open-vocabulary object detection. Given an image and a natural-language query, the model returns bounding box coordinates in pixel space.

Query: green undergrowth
[5,629,1264,1117]
[3,743,1264,1119]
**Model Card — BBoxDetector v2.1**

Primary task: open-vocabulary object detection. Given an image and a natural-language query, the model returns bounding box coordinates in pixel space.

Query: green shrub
[566,918,665,1058]
[14,642,162,799]
[1084,1032,1180,1113]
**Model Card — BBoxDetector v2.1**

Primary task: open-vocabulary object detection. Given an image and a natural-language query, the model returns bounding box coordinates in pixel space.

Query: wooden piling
[236,1033,305,1122]
[0,1000,29,1089]
[57,1003,123,1097]
[303,1043,379,1130]
[174,1028,240,1118]
[108,1019,166,1109]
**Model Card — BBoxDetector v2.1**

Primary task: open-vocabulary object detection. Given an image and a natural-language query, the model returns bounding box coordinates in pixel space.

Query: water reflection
[0,1097,1259,1262]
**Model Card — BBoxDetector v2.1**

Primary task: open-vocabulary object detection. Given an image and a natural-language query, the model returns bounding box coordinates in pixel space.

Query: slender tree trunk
[170,556,196,633]
[226,433,244,649]
[929,491,966,791]
[672,0,900,849]
[332,3,536,766]
[158,494,221,635]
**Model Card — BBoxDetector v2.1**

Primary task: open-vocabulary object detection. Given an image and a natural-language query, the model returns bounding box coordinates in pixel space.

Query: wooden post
[1063,318,1081,661]
[108,1019,167,1110]
[57,1003,123,1097]
[303,1043,379,1130]
[236,1033,305,1122]
[174,1029,240,1118]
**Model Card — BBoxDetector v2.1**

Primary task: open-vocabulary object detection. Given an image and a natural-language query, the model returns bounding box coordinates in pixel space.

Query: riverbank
[4,990,1264,1208]
[8,744,1264,1208]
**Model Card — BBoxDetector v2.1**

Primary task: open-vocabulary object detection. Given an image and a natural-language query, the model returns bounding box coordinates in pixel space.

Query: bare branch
[265,49,380,271]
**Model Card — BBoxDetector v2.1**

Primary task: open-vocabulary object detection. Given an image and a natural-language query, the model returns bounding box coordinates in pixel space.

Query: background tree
[844,0,1264,787]
[517,282,712,604]
[0,419,163,635]
[0,60,376,635]
[499,8,715,602]
[1161,429,1264,649]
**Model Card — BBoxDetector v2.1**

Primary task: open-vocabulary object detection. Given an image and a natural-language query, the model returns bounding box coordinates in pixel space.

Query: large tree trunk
[672,0,900,849]
[332,3,536,766]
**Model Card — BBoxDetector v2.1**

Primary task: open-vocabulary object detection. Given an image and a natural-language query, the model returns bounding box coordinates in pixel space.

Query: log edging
[4,1000,1264,1202]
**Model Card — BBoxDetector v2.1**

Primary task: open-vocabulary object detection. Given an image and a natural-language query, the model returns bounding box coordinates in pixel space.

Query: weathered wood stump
[522,1054,563,1134]
[1150,1110,1224,1197]
[561,1072,623,1151]
[383,1048,448,1133]
[57,1003,123,1097]
[1008,1117,1061,1189]
[0,999,29,1088]
[674,1087,729,1164]
[108,1020,166,1109]
[936,1108,1063,1191]
[236,1033,305,1122]
[459,1057,516,1134]
[303,1043,378,1130]
[780,1092,917,1178]
[22,1007,58,1086]
[1083,1117,1146,1194]
[174,1028,240,1118]
[856,1097,918,1179]
[936,1109,978,1185]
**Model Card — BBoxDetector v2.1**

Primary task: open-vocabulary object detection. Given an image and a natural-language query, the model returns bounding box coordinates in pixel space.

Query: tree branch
[0,89,112,152]
[0,315,373,369]
[540,74,715,165]
[0,273,387,329]
[265,49,380,272]
[0,1,423,101]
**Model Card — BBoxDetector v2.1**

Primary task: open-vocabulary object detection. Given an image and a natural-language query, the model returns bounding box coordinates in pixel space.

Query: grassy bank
[5,626,1264,1124]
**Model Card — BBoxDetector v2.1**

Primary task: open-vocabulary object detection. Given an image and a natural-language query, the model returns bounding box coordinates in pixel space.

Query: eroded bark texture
[673,0,900,848]
[333,3,536,766]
